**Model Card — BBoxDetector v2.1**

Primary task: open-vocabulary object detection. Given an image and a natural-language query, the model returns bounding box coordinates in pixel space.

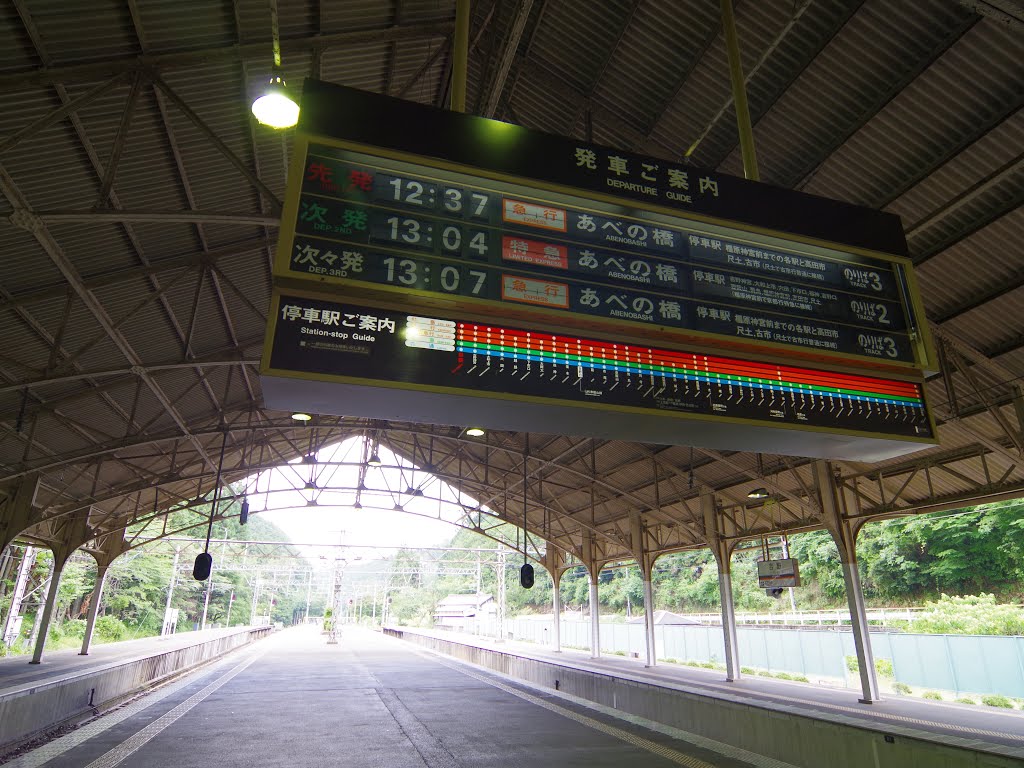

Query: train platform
[2,625,799,768]
[5,625,1023,767]
[390,626,1024,766]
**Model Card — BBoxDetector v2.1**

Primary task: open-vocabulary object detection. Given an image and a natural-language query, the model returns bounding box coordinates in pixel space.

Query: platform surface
[2,626,804,768]
[406,627,1024,758]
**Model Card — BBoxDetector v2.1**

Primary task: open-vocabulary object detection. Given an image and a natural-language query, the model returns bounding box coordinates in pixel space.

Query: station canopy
[0,0,1022,567]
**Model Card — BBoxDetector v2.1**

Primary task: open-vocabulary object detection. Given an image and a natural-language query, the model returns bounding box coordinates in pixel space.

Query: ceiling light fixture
[747,488,769,500]
[251,0,299,129]
[367,452,382,467]
[465,427,485,437]
[291,412,312,422]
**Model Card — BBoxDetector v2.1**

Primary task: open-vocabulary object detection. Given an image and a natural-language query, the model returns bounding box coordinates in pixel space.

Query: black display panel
[281,151,920,366]
[265,293,933,442]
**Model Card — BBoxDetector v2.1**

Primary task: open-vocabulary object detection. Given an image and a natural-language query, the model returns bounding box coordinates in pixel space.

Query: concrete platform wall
[0,626,271,751]
[387,628,1019,768]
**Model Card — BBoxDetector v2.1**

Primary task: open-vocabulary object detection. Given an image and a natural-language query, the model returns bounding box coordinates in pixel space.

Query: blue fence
[489,618,1024,698]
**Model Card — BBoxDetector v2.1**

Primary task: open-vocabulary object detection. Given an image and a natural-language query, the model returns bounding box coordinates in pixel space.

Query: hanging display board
[261,289,935,461]
[757,559,802,589]
[261,80,938,460]
[274,80,935,374]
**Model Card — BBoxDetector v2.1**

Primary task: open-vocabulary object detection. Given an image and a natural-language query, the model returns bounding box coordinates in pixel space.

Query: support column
[81,534,129,655]
[588,573,600,658]
[542,551,563,653]
[631,511,657,667]
[551,570,562,652]
[582,532,600,658]
[30,552,69,664]
[79,564,108,655]
[814,460,880,703]
[642,574,657,667]
[703,490,740,681]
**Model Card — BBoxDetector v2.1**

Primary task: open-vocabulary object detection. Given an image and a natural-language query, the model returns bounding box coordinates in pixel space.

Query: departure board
[261,291,935,461]
[262,81,937,460]
[281,148,918,367]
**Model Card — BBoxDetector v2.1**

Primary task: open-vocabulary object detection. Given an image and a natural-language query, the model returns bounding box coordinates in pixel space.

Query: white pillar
[717,562,740,681]
[814,460,879,703]
[30,554,68,664]
[588,575,600,658]
[551,569,562,653]
[79,565,109,655]
[842,558,880,702]
[703,489,740,681]
[642,576,657,667]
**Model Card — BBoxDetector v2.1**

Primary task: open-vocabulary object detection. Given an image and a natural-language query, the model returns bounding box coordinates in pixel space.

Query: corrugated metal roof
[0,0,1022,566]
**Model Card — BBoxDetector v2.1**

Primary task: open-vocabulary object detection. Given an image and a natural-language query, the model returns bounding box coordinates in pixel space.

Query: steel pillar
[630,511,657,667]
[551,569,562,652]
[642,576,657,667]
[29,555,68,664]
[582,532,600,658]
[588,575,601,658]
[79,564,108,655]
[542,549,564,652]
[814,460,880,703]
[703,489,740,681]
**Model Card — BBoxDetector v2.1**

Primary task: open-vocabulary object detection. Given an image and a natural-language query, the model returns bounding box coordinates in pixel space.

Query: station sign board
[276,80,935,374]
[757,559,801,589]
[260,289,936,462]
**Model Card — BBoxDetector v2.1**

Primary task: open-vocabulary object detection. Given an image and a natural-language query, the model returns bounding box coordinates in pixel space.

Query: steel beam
[482,0,534,117]
[0,22,455,90]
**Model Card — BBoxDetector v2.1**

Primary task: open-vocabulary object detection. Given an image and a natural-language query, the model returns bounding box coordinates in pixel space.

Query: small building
[434,593,496,632]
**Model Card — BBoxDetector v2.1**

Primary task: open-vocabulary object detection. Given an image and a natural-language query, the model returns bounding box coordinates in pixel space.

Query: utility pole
[27,569,52,649]
[327,559,344,644]
[200,566,214,630]
[304,569,313,621]
[2,546,35,646]
[162,547,180,636]
[495,550,506,643]
[250,579,262,625]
